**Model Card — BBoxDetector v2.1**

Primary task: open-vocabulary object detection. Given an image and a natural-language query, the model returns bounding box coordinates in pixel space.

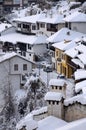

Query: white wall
[0,55,32,111]
[26,44,47,61]
[10,56,32,75]
[71,22,86,34]
[33,44,47,56]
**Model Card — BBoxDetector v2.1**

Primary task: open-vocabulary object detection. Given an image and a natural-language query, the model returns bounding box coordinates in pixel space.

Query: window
[22,75,26,81]
[28,44,31,50]
[40,23,45,28]
[59,86,62,90]
[52,86,54,89]
[49,101,51,104]
[56,51,58,56]
[56,86,58,89]
[23,24,30,29]
[18,23,21,28]
[52,101,55,105]
[32,25,36,30]
[22,51,26,57]
[14,64,18,71]
[57,101,59,105]
[62,54,65,60]
[23,64,27,71]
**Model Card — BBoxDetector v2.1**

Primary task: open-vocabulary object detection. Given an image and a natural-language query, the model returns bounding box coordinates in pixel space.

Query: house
[0,32,48,62]
[12,14,45,35]
[47,27,85,43]
[47,28,85,70]
[52,40,78,78]
[2,0,28,13]
[47,28,85,77]
[65,40,86,78]
[37,13,65,37]
[0,52,33,112]
[13,11,66,37]
[64,11,86,34]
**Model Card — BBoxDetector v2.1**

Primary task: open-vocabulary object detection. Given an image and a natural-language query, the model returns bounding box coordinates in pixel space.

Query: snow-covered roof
[0,52,17,63]
[0,32,47,45]
[37,116,67,130]
[0,22,12,32]
[64,94,86,106]
[13,13,45,23]
[77,53,86,65]
[44,92,64,101]
[49,79,66,86]
[75,44,86,54]
[37,14,64,24]
[16,119,38,130]
[57,118,86,130]
[32,106,48,116]
[65,47,78,58]
[74,69,86,81]
[64,11,86,22]
[0,52,33,64]
[82,87,86,94]
[52,40,76,51]
[72,58,84,68]
[75,80,86,93]
[47,28,85,43]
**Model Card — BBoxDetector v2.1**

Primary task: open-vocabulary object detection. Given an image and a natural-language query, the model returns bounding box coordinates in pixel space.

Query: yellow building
[53,40,76,78]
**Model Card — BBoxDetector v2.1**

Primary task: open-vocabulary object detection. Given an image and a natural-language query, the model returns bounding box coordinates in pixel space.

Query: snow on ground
[57,118,86,130]
[37,116,67,130]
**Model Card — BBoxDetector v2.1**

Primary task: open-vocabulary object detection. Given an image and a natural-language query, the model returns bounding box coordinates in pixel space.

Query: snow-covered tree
[24,72,47,112]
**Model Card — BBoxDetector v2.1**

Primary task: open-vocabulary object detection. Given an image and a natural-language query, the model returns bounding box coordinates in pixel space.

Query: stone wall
[47,100,64,119]
[33,112,48,121]
[64,103,86,122]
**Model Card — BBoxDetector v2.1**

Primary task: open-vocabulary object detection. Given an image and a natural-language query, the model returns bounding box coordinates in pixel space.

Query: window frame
[14,64,18,71]
[23,64,27,71]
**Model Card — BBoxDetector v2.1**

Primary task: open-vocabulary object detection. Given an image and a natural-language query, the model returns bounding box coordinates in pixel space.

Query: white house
[0,32,48,62]
[47,27,86,43]
[12,13,45,34]
[64,11,86,34]
[37,13,65,37]
[0,52,33,112]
